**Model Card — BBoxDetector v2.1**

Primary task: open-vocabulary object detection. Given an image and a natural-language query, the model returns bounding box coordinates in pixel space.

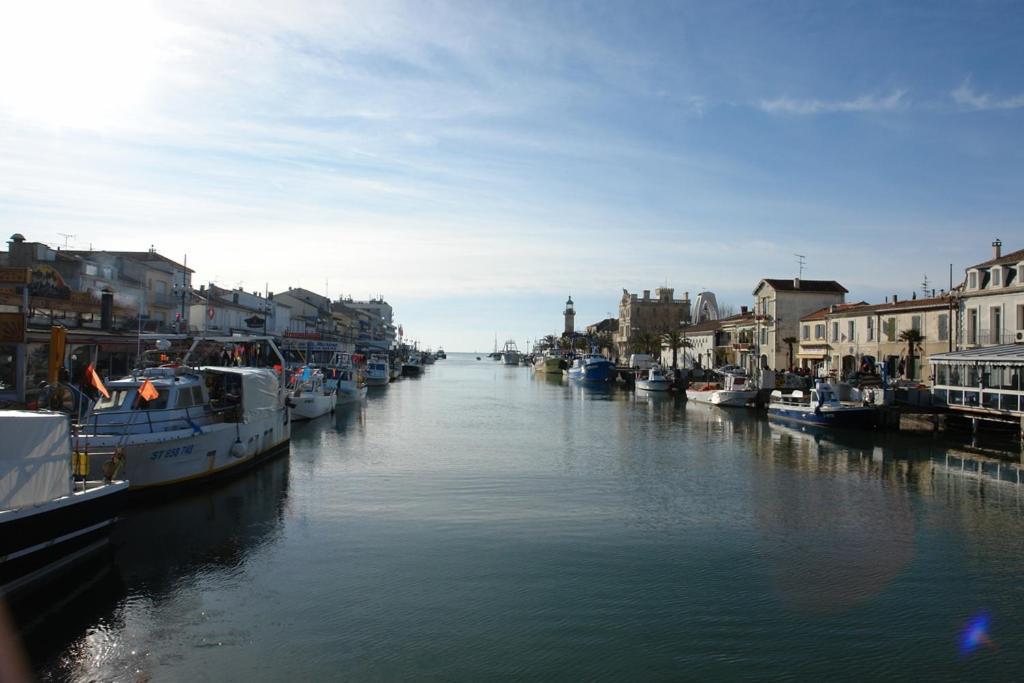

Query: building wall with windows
[957,241,1024,348]
[753,278,847,371]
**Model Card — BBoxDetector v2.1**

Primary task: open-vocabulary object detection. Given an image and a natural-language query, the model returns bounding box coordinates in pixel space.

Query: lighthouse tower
[563,295,575,335]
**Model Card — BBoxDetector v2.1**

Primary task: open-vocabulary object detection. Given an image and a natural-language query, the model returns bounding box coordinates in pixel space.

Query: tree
[632,331,660,356]
[898,329,925,379]
[782,336,798,370]
[661,329,692,369]
[542,334,558,351]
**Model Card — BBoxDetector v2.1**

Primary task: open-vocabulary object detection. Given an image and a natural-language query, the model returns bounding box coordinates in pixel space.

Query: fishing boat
[364,354,390,387]
[76,336,291,491]
[566,354,617,383]
[402,355,423,377]
[289,366,335,420]
[534,352,568,375]
[768,381,876,427]
[636,366,672,392]
[325,353,368,403]
[1,411,128,598]
[436,349,446,360]
[687,371,757,406]
[500,340,521,365]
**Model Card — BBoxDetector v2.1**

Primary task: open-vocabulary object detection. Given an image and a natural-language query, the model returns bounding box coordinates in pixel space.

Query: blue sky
[1,1,1023,350]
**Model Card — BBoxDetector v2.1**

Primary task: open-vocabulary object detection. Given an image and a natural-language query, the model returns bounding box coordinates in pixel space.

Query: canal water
[15,353,1024,680]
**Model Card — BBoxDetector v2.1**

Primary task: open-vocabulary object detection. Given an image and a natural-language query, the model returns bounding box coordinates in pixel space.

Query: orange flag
[86,363,110,399]
[138,378,159,402]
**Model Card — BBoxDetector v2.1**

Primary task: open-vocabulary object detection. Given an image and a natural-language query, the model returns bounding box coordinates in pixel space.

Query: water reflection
[21,456,290,679]
[757,421,916,614]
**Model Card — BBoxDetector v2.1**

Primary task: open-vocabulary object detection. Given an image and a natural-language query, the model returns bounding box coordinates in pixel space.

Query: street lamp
[172,281,192,334]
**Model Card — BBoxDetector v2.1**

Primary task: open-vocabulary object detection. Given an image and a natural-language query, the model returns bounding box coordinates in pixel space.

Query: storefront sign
[0,268,31,285]
[0,312,26,343]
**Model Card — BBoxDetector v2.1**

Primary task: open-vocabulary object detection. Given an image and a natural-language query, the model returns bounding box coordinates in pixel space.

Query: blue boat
[768,381,876,428]
[566,354,617,383]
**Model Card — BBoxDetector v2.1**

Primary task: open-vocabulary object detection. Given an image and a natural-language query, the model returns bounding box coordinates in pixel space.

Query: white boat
[402,355,423,377]
[1,411,128,598]
[289,366,335,420]
[636,366,672,392]
[768,381,876,428]
[686,371,757,406]
[501,340,521,365]
[364,355,390,387]
[76,337,291,491]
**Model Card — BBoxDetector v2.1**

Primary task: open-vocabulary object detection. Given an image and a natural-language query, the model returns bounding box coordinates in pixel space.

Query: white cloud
[758,89,907,115]
[951,78,1024,111]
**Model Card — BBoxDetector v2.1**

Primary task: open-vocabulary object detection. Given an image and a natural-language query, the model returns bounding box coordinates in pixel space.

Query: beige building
[613,287,691,358]
[752,278,847,371]
[957,239,1024,348]
[800,295,953,382]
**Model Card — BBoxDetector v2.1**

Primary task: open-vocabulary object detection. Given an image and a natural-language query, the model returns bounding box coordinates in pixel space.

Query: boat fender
[230,439,246,458]
[101,448,125,482]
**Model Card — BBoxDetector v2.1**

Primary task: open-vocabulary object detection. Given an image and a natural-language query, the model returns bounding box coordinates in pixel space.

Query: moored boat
[289,366,335,420]
[687,372,757,406]
[76,336,291,491]
[566,354,616,383]
[364,354,390,387]
[534,353,568,375]
[1,411,128,598]
[500,340,521,365]
[768,381,876,427]
[402,355,423,377]
[636,366,672,392]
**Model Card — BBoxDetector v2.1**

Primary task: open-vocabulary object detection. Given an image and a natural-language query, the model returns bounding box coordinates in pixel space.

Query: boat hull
[402,364,422,377]
[688,389,756,406]
[291,393,334,420]
[81,413,290,490]
[767,405,876,427]
[637,379,671,392]
[568,364,616,383]
[1,481,128,598]
[364,375,389,387]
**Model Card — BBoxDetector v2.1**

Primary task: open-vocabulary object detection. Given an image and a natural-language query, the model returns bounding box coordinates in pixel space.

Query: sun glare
[0,0,169,129]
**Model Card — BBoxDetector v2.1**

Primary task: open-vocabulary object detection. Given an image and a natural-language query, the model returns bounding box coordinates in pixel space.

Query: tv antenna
[921,274,930,297]
[794,253,806,278]
[57,233,76,248]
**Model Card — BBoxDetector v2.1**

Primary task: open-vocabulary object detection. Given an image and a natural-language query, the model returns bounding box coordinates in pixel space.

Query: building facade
[752,278,847,371]
[613,287,692,358]
[957,240,1024,348]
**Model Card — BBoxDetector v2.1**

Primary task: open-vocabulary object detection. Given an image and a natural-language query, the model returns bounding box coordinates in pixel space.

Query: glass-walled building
[930,345,1024,415]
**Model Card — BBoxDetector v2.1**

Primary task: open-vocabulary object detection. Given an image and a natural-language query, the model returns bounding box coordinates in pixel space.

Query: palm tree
[782,336,798,370]
[632,331,660,356]
[898,329,925,379]
[660,330,692,368]
[542,334,558,351]
[595,331,614,359]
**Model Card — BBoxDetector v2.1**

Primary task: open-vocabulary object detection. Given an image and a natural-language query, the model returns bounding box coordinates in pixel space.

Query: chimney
[893,294,898,303]
[643,290,650,300]
[793,277,800,289]
[829,304,836,313]
[993,238,1002,260]
[740,305,748,314]
[100,288,114,330]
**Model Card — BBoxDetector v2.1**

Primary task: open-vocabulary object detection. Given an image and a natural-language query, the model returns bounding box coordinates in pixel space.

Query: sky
[1,1,1023,351]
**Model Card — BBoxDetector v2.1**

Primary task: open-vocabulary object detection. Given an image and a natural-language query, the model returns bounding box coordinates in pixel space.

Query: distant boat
[364,355,390,387]
[534,353,567,375]
[566,354,616,383]
[402,356,423,377]
[436,349,446,360]
[501,340,521,365]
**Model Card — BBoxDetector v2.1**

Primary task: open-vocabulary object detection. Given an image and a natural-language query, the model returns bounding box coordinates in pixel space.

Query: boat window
[93,389,131,411]
[192,386,205,405]
[140,389,169,410]
[176,388,194,409]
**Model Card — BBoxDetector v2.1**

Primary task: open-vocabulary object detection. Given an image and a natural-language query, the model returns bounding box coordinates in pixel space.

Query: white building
[958,239,1024,348]
[752,278,847,371]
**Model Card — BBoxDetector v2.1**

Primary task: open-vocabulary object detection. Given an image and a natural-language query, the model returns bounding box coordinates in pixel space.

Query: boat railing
[75,402,234,437]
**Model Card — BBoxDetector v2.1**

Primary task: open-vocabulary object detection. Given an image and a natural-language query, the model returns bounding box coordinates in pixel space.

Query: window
[969,271,977,289]
[867,317,875,341]
[814,324,825,340]
[991,307,1001,344]
[801,325,809,341]
[156,280,167,295]
[176,389,194,409]
[938,314,949,341]
[848,320,855,342]
[993,267,1002,286]
[911,315,921,332]
[968,309,978,344]
[832,321,839,341]
[94,390,131,412]
[885,318,896,342]
[84,263,98,276]
[1017,304,1024,330]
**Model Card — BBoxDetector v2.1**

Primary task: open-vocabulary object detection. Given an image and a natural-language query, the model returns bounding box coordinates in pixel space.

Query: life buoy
[207,307,216,320]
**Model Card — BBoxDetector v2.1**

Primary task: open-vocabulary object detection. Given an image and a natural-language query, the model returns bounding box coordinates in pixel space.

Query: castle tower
[563,295,575,335]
